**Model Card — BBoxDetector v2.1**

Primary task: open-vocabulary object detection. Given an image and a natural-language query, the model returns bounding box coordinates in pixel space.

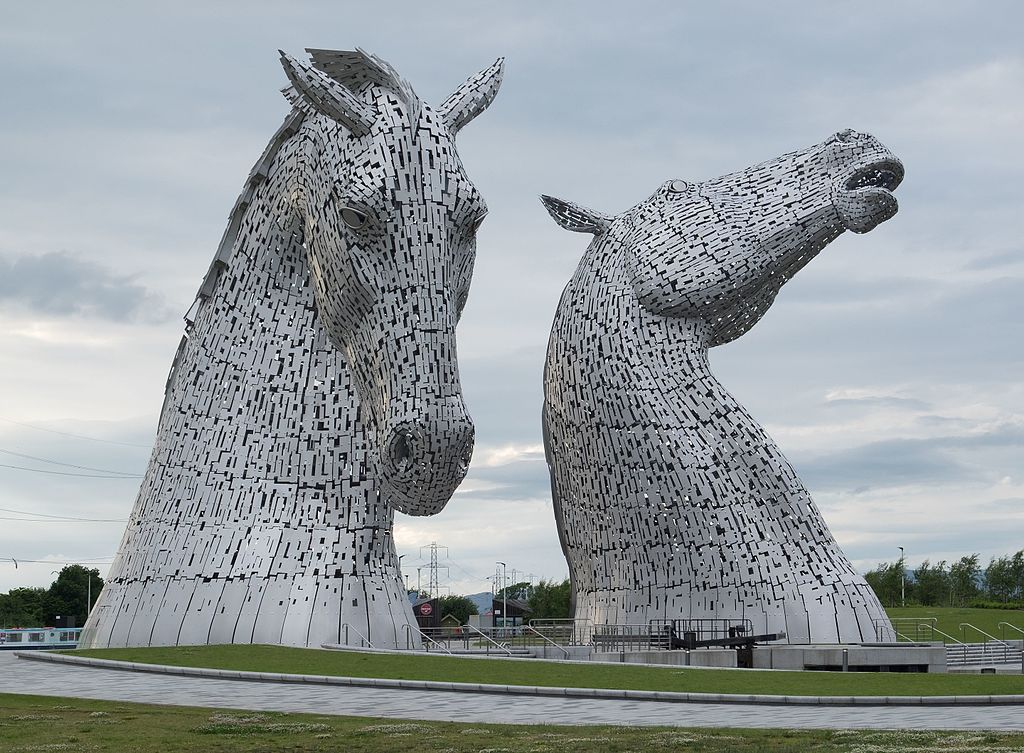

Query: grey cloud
[825,396,932,412]
[461,346,546,445]
[0,251,173,322]
[963,249,1024,272]
[797,423,1024,493]
[781,276,933,307]
[463,457,551,501]
[851,521,1024,570]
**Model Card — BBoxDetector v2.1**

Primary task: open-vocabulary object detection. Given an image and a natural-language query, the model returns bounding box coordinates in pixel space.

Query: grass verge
[70,644,1024,697]
[885,606,1024,642]
[2,692,1024,752]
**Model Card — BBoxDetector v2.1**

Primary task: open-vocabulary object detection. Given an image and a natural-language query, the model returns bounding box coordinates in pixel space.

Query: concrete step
[946,641,1022,666]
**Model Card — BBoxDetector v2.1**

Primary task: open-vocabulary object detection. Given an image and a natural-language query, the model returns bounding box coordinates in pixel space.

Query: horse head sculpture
[80,49,502,650]
[281,49,501,515]
[543,129,903,345]
[541,130,903,643]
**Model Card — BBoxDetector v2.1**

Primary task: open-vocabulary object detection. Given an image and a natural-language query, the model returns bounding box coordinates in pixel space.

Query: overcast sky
[1,1,1022,597]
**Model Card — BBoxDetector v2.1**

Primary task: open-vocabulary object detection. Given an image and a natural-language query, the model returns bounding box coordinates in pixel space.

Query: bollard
[685,649,691,666]
[842,648,849,672]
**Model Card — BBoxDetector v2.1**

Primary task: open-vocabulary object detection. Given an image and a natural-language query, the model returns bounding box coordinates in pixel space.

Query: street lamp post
[496,561,507,638]
[898,546,905,608]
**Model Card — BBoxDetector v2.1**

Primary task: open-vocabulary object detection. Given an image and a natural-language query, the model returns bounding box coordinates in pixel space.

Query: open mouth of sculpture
[843,159,904,194]
[834,157,904,233]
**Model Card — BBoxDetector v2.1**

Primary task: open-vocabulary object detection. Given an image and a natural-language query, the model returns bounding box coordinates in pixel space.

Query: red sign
[419,602,433,616]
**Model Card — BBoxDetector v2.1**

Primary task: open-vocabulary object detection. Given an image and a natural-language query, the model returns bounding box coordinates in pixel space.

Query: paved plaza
[0,652,1021,730]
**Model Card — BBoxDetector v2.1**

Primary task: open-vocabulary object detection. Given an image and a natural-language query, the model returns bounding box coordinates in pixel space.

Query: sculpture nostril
[458,445,473,474]
[392,432,415,472]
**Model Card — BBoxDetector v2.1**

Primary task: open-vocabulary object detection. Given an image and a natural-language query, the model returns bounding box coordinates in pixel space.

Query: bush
[966,600,1024,610]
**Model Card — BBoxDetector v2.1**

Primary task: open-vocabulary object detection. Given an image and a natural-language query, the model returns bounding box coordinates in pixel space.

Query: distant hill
[466,591,492,614]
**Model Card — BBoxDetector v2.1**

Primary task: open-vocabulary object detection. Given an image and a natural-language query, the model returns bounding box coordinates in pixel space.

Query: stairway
[946,641,1023,667]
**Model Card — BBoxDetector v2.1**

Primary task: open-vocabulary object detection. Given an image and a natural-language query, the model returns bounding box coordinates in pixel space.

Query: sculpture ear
[437,58,504,133]
[279,50,375,136]
[540,195,612,235]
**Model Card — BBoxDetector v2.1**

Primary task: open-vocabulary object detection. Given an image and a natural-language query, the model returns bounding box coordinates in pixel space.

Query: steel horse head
[280,49,503,515]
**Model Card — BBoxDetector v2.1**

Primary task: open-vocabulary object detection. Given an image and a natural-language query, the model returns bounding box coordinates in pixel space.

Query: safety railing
[523,624,570,659]
[401,624,452,654]
[650,618,755,646]
[461,623,514,656]
[591,623,671,652]
[528,618,593,646]
[340,622,374,649]
[875,617,938,643]
[924,624,965,646]
[998,622,1024,642]
[959,623,1015,664]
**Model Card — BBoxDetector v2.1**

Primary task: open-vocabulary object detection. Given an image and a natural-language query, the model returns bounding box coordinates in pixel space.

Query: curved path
[1,652,1020,730]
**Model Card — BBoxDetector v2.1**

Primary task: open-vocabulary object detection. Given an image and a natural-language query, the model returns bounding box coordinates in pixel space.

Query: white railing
[461,623,513,656]
[998,622,1024,642]
[340,623,374,649]
[528,618,593,646]
[523,624,570,658]
[957,623,1016,664]
[401,624,452,654]
[875,617,938,642]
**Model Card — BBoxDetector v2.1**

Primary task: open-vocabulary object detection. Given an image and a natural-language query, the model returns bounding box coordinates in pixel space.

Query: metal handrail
[529,618,593,646]
[591,623,669,652]
[928,626,965,645]
[998,622,1024,641]
[402,624,452,654]
[879,617,937,642]
[959,622,1012,648]
[523,624,570,659]
[340,622,374,649]
[959,622,1013,664]
[462,623,513,656]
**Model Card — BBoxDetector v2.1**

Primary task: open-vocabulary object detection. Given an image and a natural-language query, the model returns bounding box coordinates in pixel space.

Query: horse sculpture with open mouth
[542,130,903,643]
[80,48,502,649]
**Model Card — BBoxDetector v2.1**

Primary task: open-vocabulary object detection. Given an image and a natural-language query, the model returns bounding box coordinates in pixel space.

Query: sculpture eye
[340,206,369,230]
[668,180,689,194]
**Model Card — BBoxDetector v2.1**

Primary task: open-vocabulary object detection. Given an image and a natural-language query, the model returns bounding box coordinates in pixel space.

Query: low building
[492,597,531,628]
[411,597,439,630]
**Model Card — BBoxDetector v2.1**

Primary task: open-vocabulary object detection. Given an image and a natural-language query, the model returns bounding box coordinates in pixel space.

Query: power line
[0,462,142,479]
[0,416,151,449]
[0,506,126,522]
[1,557,114,566]
[447,559,491,584]
[0,516,127,523]
[0,447,141,476]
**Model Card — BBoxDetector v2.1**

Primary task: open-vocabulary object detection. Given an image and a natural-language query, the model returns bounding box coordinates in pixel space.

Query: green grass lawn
[2,693,1023,753]
[70,644,1024,697]
[884,606,1024,642]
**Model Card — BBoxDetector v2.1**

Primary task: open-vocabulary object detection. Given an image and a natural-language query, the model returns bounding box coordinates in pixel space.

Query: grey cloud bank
[0,0,1021,595]
[0,252,172,322]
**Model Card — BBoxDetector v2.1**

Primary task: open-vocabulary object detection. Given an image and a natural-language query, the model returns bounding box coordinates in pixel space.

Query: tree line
[0,565,104,628]
[864,551,1024,608]
[407,578,573,624]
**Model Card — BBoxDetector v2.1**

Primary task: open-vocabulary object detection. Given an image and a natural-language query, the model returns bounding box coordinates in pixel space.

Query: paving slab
[1,652,1021,730]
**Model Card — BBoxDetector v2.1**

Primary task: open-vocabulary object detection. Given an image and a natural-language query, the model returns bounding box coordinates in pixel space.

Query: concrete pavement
[1,652,1021,730]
